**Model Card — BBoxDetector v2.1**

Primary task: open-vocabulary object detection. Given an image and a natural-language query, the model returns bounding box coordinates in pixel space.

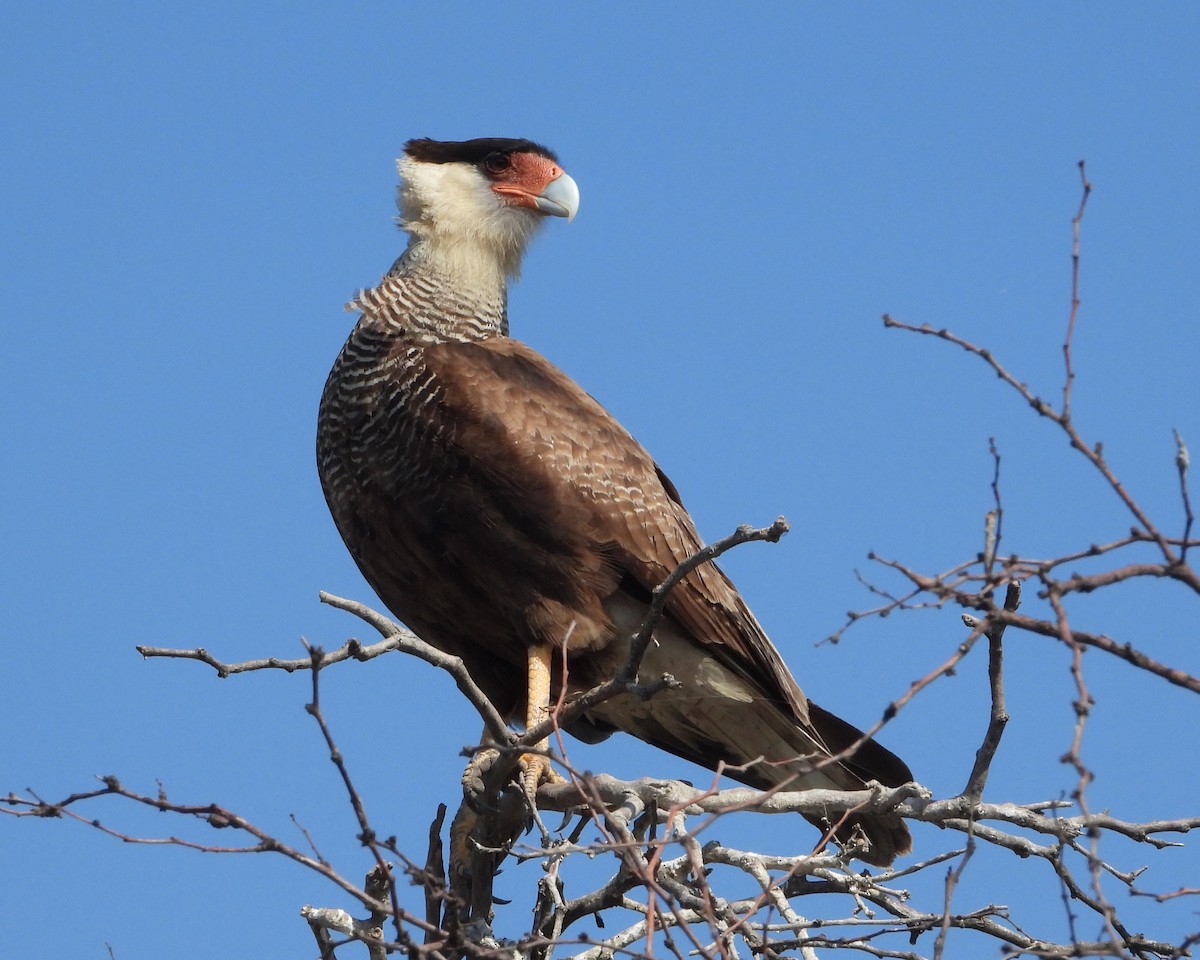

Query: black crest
[403,137,558,166]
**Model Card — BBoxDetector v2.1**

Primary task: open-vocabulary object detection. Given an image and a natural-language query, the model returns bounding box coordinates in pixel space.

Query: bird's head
[396,137,579,283]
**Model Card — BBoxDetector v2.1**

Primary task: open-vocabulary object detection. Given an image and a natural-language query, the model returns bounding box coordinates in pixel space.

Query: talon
[463,746,503,813]
[519,752,565,796]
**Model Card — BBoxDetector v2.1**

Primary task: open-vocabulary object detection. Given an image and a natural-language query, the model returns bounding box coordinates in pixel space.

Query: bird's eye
[483,152,511,174]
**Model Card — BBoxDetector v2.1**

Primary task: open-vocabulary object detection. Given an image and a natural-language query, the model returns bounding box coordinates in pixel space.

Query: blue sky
[3,3,1198,957]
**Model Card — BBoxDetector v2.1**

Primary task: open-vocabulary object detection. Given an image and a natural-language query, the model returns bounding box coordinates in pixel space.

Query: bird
[316,137,913,866]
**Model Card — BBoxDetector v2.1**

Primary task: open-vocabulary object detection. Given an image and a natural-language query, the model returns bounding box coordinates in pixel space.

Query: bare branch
[880,316,1196,589]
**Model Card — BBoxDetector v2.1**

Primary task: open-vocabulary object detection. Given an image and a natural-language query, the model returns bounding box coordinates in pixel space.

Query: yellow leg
[521,644,564,793]
[527,643,553,739]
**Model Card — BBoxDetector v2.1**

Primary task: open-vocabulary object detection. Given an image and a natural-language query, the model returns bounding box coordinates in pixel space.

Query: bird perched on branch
[317,137,913,865]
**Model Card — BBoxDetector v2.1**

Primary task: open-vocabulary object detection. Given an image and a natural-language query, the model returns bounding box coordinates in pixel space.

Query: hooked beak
[533,171,580,223]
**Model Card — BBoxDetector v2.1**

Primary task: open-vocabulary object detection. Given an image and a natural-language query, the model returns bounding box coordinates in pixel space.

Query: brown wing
[424,335,813,720]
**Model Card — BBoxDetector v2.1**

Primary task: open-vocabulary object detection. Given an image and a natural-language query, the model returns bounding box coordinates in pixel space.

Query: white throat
[395,155,545,290]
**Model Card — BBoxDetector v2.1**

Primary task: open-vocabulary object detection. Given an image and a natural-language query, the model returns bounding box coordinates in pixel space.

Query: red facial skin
[489,152,565,211]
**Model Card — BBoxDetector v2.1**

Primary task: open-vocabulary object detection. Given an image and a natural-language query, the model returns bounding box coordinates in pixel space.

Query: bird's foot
[518,749,566,841]
[462,746,503,813]
[519,750,566,799]
[462,745,564,815]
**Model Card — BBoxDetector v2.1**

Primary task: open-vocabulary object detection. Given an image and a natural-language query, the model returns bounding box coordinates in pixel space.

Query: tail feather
[803,701,913,866]
[714,698,912,868]
[582,620,913,866]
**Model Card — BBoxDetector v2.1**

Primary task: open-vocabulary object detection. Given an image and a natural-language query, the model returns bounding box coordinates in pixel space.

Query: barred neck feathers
[348,244,509,343]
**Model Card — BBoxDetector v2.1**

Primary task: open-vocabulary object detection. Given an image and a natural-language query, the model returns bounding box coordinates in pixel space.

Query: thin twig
[961,581,1020,802]
[1175,429,1193,563]
[1062,159,1093,419]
